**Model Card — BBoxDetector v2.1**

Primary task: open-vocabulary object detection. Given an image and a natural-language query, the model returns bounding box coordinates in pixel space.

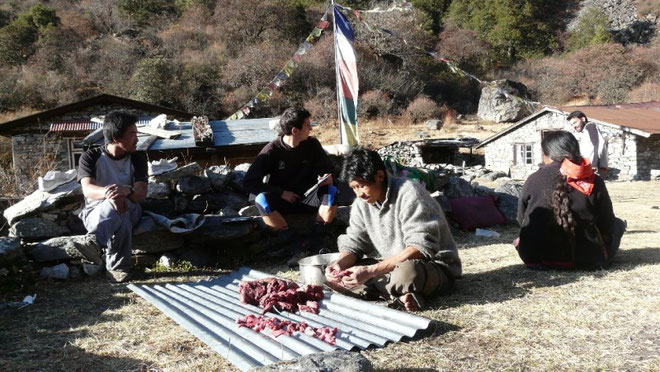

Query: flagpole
[331,0,343,145]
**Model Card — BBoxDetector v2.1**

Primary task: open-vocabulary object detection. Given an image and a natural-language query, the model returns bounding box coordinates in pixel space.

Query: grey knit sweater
[337,176,462,279]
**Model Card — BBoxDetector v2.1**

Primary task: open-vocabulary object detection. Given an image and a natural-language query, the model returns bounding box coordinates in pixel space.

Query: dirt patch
[314,116,509,149]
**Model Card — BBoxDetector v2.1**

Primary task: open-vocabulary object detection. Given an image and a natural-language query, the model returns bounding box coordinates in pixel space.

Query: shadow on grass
[430,247,660,310]
[0,275,146,370]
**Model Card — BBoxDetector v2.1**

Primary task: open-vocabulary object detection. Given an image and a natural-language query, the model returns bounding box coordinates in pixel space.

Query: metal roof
[49,120,102,132]
[127,267,433,371]
[140,118,278,151]
[558,101,660,134]
[476,102,660,148]
[0,94,194,134]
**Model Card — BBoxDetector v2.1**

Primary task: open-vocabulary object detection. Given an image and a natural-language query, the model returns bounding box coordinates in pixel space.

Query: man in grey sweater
[325,147,461,311]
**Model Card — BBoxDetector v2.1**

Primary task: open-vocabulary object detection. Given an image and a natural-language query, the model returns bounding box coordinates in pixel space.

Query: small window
[515,143,534,165]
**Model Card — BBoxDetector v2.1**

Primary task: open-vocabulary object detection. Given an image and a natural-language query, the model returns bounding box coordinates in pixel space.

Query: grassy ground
[1,182,659,371]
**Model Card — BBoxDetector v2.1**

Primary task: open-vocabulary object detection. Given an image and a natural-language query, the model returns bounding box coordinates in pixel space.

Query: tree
[0,4,60,65]
[129,57,175,105]
[567,6,612,52]
[411,0,451,35]
[446,0,565,64]
[118,0,179,26]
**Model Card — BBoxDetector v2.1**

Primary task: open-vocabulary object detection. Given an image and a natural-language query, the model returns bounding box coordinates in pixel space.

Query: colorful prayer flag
[333,6,359,146]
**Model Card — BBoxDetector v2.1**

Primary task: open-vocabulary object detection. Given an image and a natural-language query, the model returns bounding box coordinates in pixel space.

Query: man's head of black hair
[103,111,138,144]
[341,146,386,183]
[279,107,311,136]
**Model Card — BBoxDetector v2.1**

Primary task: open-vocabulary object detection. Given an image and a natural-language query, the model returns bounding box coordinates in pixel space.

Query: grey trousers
[349,259,451,302]
[80,199,141,272]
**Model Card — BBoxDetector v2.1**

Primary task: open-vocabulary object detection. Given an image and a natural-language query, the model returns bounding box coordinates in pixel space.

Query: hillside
[0,0,658,124]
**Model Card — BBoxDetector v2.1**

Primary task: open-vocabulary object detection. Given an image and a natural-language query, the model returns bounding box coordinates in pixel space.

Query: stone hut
[475,102,660,181]
[0,94,193,185]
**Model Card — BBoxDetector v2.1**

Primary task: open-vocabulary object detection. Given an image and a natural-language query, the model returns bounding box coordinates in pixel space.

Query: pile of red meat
[238,278,324,315]
[236,314,338,345]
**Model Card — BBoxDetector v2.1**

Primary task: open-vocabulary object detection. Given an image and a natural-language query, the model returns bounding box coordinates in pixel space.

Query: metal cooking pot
[298,252,341,286]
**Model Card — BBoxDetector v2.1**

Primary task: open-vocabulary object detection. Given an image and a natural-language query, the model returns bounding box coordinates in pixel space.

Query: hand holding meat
[340,265,375,288]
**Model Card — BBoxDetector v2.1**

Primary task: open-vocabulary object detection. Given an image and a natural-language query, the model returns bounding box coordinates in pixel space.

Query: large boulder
[185,215,256,244]
[205,165,233,191]
[176,175,212,195]
[477,80,534,123]
[26,234,101,264]
[251,351,373,372]
[147,182,171,199]
[149,162,202,183]
[189,191,249,213]
[3,180,82,225]
[41,263,69,280]
[142,199,177,218]
[494,180,523,222]
[9,217,70,241]
[0,237,25,267]
[230,163,251,193]
[133,231,184,254]
[443,177,475,199]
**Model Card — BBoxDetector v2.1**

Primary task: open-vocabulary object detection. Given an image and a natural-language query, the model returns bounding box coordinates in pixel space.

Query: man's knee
[319,185,338,207]
[388,260,448,297]
[255,192,280,216]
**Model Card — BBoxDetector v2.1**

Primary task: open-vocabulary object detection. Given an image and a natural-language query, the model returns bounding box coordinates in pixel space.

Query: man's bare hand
[104,184,122,200]
[109,196,127,214]
[281,190,300,204]
[341,265,375,289]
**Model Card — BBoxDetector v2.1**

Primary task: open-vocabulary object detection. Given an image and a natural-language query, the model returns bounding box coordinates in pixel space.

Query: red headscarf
[560,157,595,195]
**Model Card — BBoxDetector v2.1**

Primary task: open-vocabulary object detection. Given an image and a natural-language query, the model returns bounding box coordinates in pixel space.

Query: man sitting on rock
[325,147,461,311]
[243,107,338,261]
[78,111,148,283]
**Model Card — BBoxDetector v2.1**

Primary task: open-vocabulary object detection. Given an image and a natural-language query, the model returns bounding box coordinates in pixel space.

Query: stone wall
[598,125,639,181]
[10,104,187,190]
[483,111,568,179]
[483,110,644,180]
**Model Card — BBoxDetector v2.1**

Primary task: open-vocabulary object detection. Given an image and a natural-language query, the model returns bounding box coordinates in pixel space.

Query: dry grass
[314,116,509,149]
[1,182,659,371]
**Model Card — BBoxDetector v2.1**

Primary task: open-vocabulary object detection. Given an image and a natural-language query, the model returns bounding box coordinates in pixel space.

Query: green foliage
[175,0,215,12]
[129,57,175,105]
[567,6,612,52]
[446,0,563,64]
[411,0,451,35]
[118,0,179,26]
[147,260,194,273]
[17,3,59,30]
[0,4,59,65]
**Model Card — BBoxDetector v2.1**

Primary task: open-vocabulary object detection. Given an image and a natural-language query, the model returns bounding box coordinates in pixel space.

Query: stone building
[475,102,660,181]
[0,94,194,185]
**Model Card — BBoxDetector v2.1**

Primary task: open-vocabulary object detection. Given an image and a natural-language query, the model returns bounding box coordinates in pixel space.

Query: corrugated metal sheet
[134,118,277,151]
[127,267,433,371]
[50,120,102,132]
[210,118,278,147]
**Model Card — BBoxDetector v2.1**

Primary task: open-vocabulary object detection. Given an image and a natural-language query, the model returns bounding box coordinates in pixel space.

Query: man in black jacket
[243,107,338,254]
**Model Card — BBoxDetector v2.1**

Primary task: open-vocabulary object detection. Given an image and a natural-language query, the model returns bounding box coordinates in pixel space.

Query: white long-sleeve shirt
[580,122,608,169]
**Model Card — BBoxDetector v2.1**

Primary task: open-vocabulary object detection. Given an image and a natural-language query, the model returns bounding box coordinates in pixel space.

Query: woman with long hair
[516,130,625,269]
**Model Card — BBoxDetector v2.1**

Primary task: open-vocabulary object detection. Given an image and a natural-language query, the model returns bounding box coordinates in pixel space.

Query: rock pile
[0,162,283,278]
[568,0,658,44]
[0,154,524,280]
